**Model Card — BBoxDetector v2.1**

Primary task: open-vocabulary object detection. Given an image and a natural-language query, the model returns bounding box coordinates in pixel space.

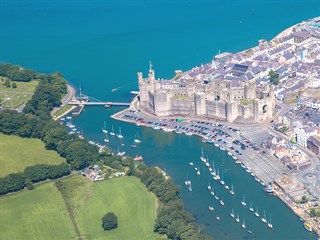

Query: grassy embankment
[0,77,39,108]
[52,105,74,119]
[0,175,165,240]
[0,133,66,177]
[0,182,76,240]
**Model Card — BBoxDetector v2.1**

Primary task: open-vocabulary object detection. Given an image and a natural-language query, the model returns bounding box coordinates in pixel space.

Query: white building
[295,126,317,147]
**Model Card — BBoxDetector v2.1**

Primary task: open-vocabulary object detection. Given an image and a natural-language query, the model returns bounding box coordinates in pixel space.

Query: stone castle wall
[138,69,275,124]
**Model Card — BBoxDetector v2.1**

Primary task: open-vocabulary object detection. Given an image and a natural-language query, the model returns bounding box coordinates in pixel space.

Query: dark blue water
[2,1,320,239]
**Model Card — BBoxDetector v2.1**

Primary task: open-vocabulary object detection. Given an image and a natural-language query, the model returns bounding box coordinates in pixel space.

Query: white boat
[185,180,191,186]
[60,117,65,121]
[236,215,240,223]
[241,195,247,206]
[200,148,207,162]
[110,125,116,136]
[230,209,235,218]
[214,143,219,147]
[209,206,214,212]
[214,195,219,200]
[134,132,141,143]
[235,160,241,164]
[210,190,215,196]
[230,184,235,195]
[304,222,313,232]
[254,208,260,217]
[216,169,221,180]
[175,129,182,134]
[189,162,194,166]
[216,216,220,220]
[208,183,212,191]
[261,210,267,223]
[206,162,210,167]
[213,175,218,180]
[219,146,226,151]
[209,167,213,172]
[152,125,160,130]
[185,131,193,136]
[197,170,200,175]
[225,185,229,190]
[104,134,109,143]
[249,202,254,212]
[242,220,246,229]
[117,127,123,139]
[163,128,173,132]
[227,151,232,156]
[220,178,225,185]
[102,121,108,133]
[268,215,273,229]
[232,156,237,160]
[66,116,72,120]
[117,151,126,157]
[220,198,225,206]
[194,167,198,171]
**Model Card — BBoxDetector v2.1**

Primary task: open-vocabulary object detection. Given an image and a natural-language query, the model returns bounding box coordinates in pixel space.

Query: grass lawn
[0,77,39,108]
[59,175,165,240]
[0,182,76,240]
[0,133,65,177]
[52,105,74,119]
[240,98,254,105]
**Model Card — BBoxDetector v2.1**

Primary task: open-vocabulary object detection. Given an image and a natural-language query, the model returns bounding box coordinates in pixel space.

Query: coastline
[108,18,320,236]
[51,84,76,120]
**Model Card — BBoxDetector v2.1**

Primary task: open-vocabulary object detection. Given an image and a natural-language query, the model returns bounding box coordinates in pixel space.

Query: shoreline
[51,84,76,121]
[111,106,319,236]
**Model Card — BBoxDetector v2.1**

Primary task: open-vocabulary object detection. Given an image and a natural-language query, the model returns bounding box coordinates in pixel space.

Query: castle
[138,61,275,124]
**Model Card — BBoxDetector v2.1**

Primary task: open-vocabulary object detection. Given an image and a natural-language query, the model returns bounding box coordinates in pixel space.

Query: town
[112,17,320,235]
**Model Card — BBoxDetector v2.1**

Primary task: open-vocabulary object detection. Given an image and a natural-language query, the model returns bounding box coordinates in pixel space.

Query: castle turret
[244,80,256,99]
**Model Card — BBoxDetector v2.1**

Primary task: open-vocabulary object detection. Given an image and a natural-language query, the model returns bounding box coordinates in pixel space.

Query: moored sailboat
[102,121,108,133]
[117,127,123,138]
[230,184,235,195]
[230,209,235,218]
[241,195,246,206]
[110,125,116,136]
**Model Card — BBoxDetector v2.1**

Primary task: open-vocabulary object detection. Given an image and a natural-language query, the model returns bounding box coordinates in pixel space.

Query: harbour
[3,0,320,239]
[70,106,317,239]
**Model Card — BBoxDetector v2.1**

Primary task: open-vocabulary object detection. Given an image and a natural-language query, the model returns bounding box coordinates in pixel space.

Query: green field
[60,175,164,240]
[0,175,165,240]
[0,77,39,108]
[0,133,66,177]
[0,182,76,240]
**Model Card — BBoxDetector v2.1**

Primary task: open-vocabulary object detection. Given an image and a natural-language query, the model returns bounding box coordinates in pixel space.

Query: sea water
[1,0,319,239]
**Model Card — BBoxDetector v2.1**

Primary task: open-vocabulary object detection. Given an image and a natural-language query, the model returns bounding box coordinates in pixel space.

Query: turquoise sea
[1,1,320,239]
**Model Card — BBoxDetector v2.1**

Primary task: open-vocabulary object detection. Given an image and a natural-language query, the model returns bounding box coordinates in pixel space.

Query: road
[51,84,76,116]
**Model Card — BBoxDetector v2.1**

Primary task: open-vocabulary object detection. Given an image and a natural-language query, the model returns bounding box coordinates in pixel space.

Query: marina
[66,105,318,239]
[11,1,318,237]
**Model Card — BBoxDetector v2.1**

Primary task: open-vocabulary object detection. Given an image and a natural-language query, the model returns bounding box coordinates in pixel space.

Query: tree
[102,212,118,231]
[11,82,17,88]
[310,208,316,217]
[268,70,280,85]
[301,195,308,203]
[4,78,11,88]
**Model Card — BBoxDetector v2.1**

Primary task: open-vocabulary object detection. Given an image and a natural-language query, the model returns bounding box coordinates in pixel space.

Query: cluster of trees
[1,78,17,88]
[0,64,211,239]
[0,163,70,195]
[0,63,36,82]
[0,110,100,171]
[101,212,118,231]
[268,70,280,85]
[130,162,211,240]
[309,208,320,217]
[23,72,67,117]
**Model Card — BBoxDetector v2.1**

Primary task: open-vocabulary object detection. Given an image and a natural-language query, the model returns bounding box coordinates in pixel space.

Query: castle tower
[244,81,256,99]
